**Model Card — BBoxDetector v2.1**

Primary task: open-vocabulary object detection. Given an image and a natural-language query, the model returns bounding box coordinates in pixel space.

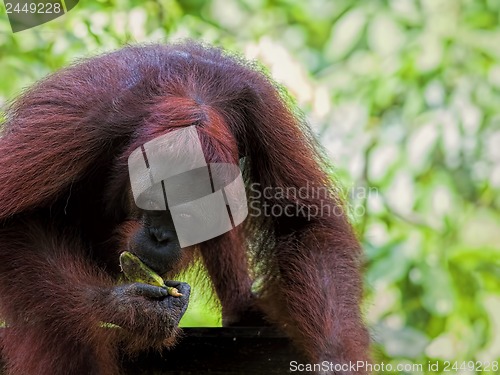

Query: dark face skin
[128,209,183,276]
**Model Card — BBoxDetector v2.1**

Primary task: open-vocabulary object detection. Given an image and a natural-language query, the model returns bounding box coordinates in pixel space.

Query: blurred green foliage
[1,0,500,373]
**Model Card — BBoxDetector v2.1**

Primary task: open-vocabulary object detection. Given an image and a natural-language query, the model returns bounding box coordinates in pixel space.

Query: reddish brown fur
[0,42,370,374]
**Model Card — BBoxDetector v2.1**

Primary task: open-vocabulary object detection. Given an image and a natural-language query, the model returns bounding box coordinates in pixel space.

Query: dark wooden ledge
[124,327,308,374]
[1,327,309,374]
